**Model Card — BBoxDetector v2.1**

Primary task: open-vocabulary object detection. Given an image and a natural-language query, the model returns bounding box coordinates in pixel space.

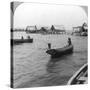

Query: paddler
[48,43,51,49]
[27,36,30,39]
[21,36,24,40]
[68,38,72,46]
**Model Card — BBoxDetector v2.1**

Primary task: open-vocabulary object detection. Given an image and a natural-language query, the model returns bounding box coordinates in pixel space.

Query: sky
[13,3,88,30]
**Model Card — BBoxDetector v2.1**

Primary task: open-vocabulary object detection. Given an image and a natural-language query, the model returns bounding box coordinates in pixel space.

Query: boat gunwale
[67,63,88,85]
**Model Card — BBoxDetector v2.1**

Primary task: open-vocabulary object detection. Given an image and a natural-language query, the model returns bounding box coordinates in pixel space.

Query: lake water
[13,32,87,88]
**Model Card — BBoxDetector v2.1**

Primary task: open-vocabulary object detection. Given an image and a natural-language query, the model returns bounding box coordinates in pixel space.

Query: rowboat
[11,38,33,46]
[80,32,87,36]
[67,63,88,85]
[46,44,73,58]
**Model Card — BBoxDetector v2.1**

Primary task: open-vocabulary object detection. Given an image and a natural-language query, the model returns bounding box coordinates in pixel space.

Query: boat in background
[46,44,73,58]
[67,63,88,85]
[81,32,88,36]
[11,38,33,46]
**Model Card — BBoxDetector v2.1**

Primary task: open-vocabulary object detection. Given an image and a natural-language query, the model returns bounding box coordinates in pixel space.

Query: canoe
[67,63,88,85]
[11,38,33,46]
[80,32,87,36]
[46,44,73,58]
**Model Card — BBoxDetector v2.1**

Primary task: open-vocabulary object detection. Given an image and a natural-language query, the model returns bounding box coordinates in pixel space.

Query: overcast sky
[13,3,87,30]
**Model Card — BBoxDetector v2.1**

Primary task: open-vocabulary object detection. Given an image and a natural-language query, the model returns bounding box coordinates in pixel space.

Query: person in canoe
[48,43,51,49]
[21,36,24,40]
[27,36,30,39]
[68,38,72,46]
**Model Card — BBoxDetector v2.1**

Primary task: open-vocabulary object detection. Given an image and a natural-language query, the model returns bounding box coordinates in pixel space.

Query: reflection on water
[13,32,87,88]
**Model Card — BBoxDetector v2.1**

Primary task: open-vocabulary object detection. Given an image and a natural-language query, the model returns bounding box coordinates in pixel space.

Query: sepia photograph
[11,2,88,88]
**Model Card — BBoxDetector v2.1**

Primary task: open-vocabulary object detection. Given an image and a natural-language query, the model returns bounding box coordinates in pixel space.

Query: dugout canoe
[11,38,33,46]
[46,44,73,58]
[67,63,88,85]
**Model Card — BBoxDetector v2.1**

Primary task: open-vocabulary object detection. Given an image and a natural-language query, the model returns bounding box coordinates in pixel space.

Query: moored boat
[67,63,88,85]
[46,44,73,58]
[80,32,87,36]
[11,38,33,46]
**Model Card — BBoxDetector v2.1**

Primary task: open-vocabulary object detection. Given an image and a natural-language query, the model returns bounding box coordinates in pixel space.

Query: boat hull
[46,45,73,58]
[67,63,88,85]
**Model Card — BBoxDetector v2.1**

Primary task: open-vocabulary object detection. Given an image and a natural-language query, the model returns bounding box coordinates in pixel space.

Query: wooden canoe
[11,38,33,46]
[46,44,73,58]
[67,63,88,85]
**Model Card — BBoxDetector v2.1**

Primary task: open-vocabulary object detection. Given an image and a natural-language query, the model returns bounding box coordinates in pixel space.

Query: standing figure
[68,38,72,46]
[21,36,24,40]
[48,43,51,49]
[27,36,30,39]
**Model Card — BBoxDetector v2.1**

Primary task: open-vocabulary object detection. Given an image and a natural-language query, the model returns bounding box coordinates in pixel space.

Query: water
[13,32,87,88]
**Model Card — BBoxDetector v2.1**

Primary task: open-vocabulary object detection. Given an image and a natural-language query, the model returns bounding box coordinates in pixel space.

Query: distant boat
[81,32,87,36]
[11,38,33,46]
[46,44,73,58]
[67,63,88,85]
